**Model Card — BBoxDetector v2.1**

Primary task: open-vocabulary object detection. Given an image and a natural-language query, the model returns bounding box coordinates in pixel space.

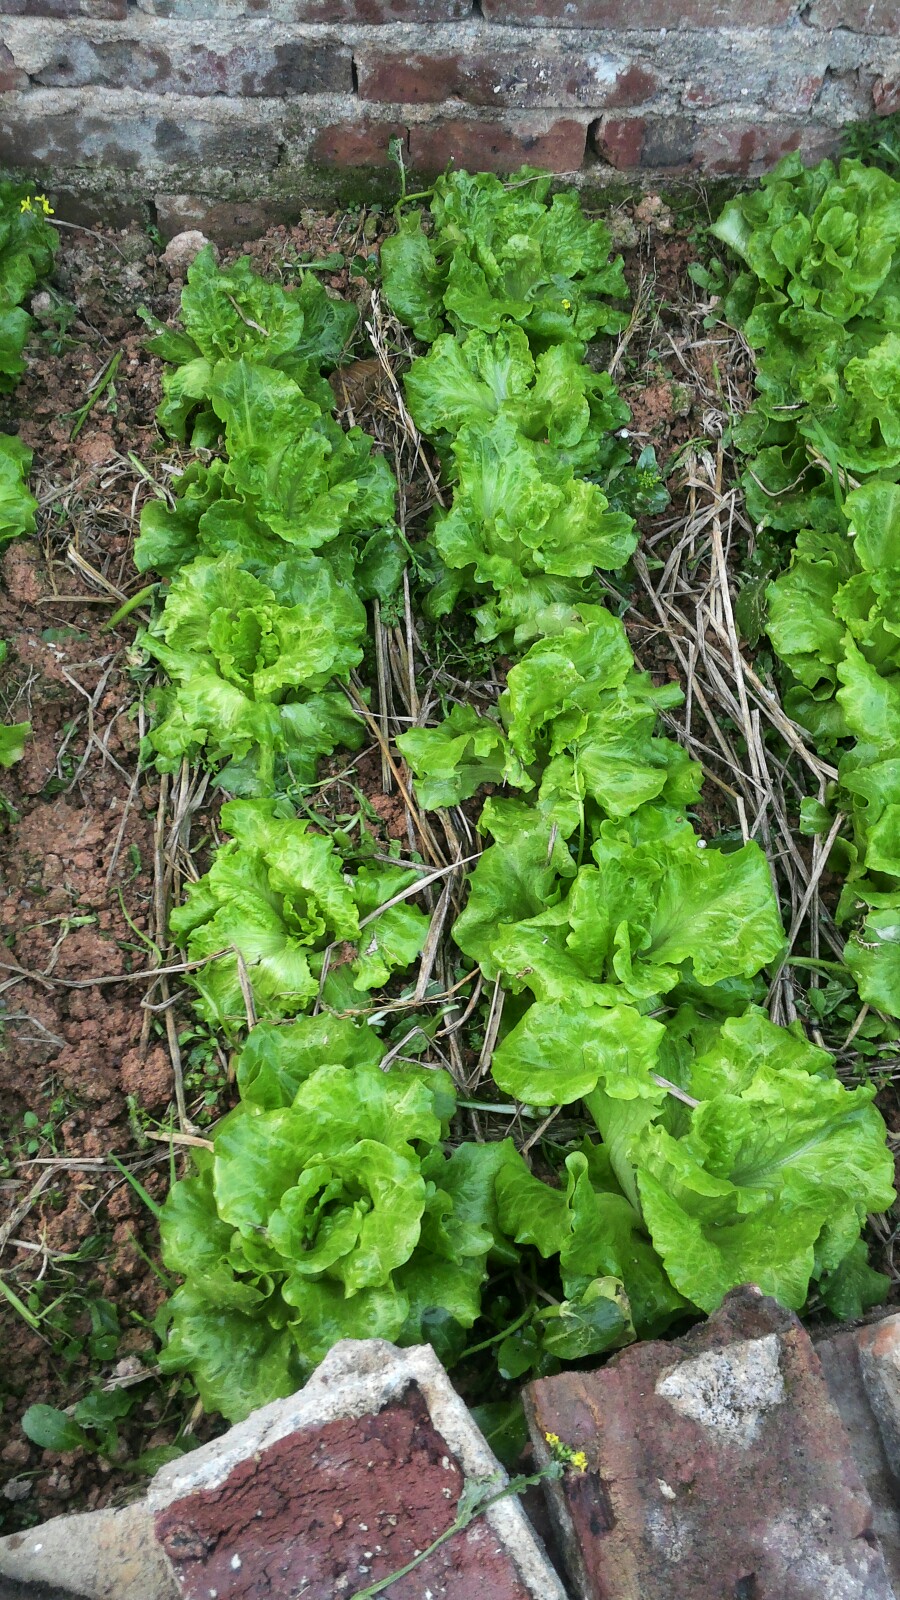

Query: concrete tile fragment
[149,1339,568,1600]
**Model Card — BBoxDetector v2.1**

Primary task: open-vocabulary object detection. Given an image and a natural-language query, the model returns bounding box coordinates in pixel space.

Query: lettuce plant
[711,153,900,530]
[140,553,366,792]
[398,607,700,819]
[714,155,900,1022]
[492,1008,892,1374]
[423,417,636,644]
[382,167,628,345]
[135,360,398,578]
[144,244,358,444]
[404,324,631,475]
[169,799,430,1034]
[158,1054,509,1421]
[456,801,785,1008]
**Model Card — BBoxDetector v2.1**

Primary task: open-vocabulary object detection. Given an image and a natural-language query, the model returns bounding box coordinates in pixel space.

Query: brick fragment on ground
[524,1286,897,1600]
[817,1315,900,1597]
[149,1340,568,1600]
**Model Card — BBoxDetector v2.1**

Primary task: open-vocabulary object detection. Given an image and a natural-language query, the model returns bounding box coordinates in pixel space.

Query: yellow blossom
[19,195,53,216]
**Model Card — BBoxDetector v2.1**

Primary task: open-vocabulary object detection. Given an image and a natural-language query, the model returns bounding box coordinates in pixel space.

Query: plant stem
[349,1467,558,1600]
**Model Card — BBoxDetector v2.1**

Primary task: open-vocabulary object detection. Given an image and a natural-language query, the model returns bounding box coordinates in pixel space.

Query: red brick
[30,37,352,95]
[874,79,900,115]
[481,0,794,25]
[0,0,125,14]
[356,48,659,108]
[591,115,646,170]
[0,41,25,88]
[684,69,824,114]
[695,119,840,174]
[310,118,406,166]
[524,1287,895,1600]
[139,0,469,16]
[806,0,895,30]
[155,192,303,243]
[147,1344,565,1600]
[157,1387,541,1600]
[408,116,586,174]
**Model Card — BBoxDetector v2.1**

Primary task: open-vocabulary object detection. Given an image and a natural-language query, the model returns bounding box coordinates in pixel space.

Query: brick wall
[0,0,897,228]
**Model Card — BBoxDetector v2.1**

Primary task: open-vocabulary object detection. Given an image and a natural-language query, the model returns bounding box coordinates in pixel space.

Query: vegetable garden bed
[1,150,899,1536]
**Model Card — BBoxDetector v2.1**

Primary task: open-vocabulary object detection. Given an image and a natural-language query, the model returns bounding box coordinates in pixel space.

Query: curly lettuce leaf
[141,553,366,789]
[159,1064,496,1420]
[0,434,37,546]
[405,325,630,471]
[491,1000,665,1108]
[637,1058,894,1312]
[234,1014,385,1109]
[384,168,628,346]
[169,800,427,1033]
[465,805,784,1009]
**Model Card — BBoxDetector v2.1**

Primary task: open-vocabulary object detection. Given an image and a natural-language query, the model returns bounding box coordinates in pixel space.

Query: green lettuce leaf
[0,718,30,767]
[383,168,628,345]
[140,553,366,790]
[159,1064,497,1419]
[169,799,427,1033]
[0,434,37,546]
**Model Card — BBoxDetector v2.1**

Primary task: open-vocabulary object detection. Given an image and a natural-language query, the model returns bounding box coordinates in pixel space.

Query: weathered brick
[0,0,125,15]
[684,68,824,114]
[695,118,839,173]
[135,0,470,18]
[148,1343,567,1600]
[591,114,645,169]
[874,78,900,115]
[806,0,895,30]
[817,1322,900,1596]
[25,34,352,95]
[480,0,795,26]
[155,191,301,241]
[356,47,658,108]
[641,114,696,168]
[0,101,284,178]
[524,1287,895,1600]
[408,115,586,173]
[0,39,26,85]
[310,117,405,166]
[591,111,840,174]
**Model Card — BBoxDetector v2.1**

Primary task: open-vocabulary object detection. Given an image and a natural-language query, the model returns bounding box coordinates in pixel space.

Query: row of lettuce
[131,171,895,1426]
[0,186,55,768]
[709,152,900,1023]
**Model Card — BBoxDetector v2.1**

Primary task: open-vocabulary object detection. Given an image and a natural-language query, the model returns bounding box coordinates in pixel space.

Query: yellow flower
[544,1432,587,1471]
[562,298,572,310]
[19,194,53,216]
